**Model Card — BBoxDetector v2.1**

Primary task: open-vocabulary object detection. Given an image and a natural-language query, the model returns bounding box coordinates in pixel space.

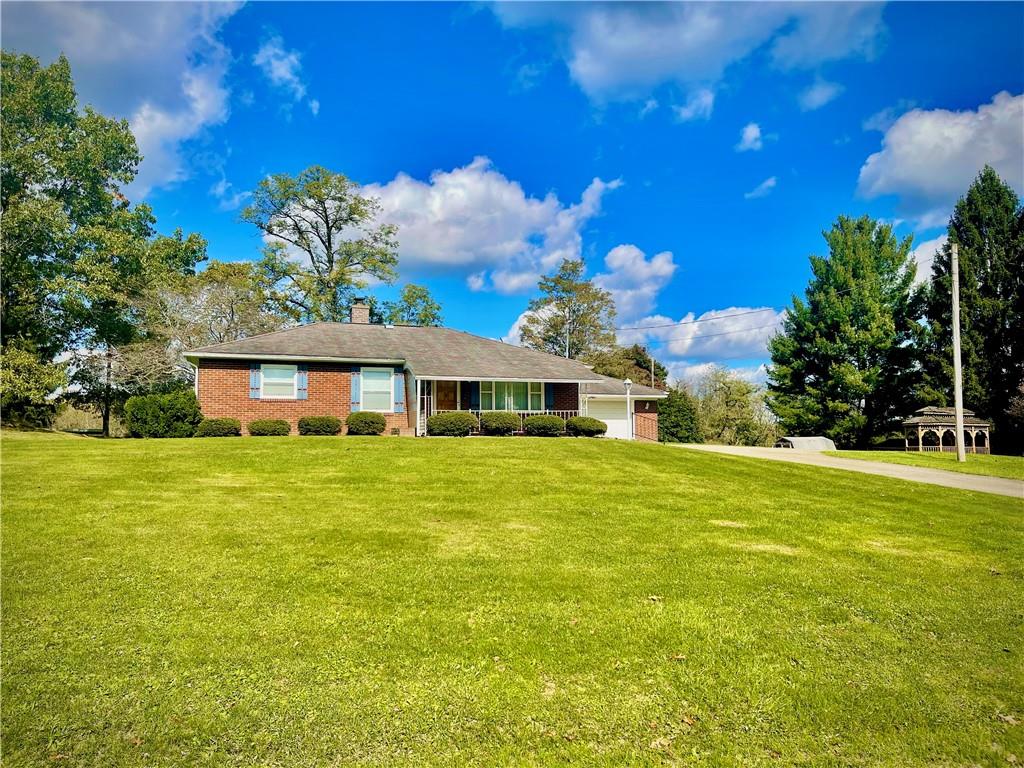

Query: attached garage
[585,398,632,440]
[580,374,668,441]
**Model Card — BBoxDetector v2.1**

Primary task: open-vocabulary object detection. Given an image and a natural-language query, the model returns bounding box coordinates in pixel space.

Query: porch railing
[911,445,989,455]
[429,409,578,434]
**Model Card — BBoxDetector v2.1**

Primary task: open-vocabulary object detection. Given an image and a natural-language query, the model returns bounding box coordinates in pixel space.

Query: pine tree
[767,215,923,448]
[921,166,1024,453]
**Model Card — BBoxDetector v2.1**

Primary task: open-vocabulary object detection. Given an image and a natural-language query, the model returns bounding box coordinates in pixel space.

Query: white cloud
[667,361,768,386]
[858,91,1024,227]
[744,177,777,199]
[593,245,676,321]
[735,122,763,152]
[492,3,883,102]
[0,2,240,198]
[910,233,946,285]
[622,307,785,361]
[862,99,917,132]
[639,98,659,118]
[361,156,621,293]
[673,89,715,122]
[253,34,319,116]
[209,176,251,212]
[254,35,305,100]
[798,77,844,111]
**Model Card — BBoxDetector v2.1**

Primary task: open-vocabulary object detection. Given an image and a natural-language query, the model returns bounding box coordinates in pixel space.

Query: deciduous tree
[1,51,208,433]
[380,284,443,326]
[241,166,399,322]
[695,367,776,446]
[519,259,616,359]
[586,344,668,387]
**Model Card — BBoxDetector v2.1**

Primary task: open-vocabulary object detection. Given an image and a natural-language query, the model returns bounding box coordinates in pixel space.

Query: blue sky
[4,2,1022,381]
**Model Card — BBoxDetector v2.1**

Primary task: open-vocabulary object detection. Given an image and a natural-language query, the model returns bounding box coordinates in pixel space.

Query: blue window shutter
[394,369,405,413]
[249,364,260,399]
[297,364,308,400]
[469,381,480,410]
[351,370,361,412]
[544,383,555,410]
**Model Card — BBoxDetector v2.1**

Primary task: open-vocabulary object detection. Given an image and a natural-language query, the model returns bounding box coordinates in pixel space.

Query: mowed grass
[2,431,1022,767]
[830,449,1024,480]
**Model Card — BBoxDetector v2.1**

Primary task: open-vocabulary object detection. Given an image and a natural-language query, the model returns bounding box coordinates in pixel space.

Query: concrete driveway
[676,444,1024,499]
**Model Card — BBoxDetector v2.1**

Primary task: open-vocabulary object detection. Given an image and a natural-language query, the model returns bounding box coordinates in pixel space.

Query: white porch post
[624,378,633,441]
[415,378,421,436]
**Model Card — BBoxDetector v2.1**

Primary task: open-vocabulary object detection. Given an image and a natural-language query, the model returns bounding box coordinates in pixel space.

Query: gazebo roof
[902,406,991,429]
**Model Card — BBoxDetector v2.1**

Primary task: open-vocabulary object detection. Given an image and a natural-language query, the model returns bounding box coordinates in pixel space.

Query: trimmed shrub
[123,391,203,438]
[345,411,386,436]
[479,410,520,436]
[523,414,565,437]
[248,418,290,436]
[298,415,342,436]
[566,415,608,437]
[194,417,241,437]
[427,411,478,437]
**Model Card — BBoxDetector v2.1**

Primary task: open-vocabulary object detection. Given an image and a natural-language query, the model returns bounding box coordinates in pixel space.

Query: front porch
[415,379,578,435]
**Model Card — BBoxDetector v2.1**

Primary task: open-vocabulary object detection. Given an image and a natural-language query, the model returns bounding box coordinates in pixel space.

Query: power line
[616,307,777,332]
[619,256,936,334]
[643,321,782,348]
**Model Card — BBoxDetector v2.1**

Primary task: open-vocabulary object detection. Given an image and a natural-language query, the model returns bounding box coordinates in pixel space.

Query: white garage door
[586,398,631,440]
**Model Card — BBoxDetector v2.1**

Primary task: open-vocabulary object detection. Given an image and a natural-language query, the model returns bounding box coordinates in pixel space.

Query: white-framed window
[480,381,494,410]
[478,381,544,411]
[361,367,394,412]
[529,382,543,411]
[261,364,297,399]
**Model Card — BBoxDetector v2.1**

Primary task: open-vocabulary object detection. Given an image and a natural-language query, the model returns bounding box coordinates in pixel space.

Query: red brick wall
[552,383,579,411]
[196,360,413,435]
[633,400,659,442]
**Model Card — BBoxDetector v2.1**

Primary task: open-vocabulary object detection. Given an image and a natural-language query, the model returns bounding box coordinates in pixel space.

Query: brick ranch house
[186,302,666,438]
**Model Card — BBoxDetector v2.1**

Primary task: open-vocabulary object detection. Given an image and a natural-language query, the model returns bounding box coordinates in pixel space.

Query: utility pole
[951,243,967,462]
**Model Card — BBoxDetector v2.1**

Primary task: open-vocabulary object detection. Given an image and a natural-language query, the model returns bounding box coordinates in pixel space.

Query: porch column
[415,378,421,436]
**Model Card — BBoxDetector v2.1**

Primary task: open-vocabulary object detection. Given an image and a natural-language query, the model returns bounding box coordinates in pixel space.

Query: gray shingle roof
[580,373,667,398]
[186,322,607,382]
[902,406,991,428]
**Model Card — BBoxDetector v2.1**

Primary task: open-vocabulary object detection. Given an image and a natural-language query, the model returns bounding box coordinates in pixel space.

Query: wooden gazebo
[902,406,992,454]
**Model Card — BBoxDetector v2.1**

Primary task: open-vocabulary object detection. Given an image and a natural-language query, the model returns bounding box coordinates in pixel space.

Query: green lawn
[3,431,1022,767]
[829,449,1024,480]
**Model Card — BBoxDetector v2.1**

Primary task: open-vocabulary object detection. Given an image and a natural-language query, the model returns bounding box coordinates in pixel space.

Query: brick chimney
[350,300,370,324]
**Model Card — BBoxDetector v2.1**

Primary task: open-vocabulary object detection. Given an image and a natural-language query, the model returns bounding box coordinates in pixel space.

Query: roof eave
[186,351,407,365]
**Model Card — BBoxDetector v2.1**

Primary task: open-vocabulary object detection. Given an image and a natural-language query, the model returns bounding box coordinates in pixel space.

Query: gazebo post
[917,426,922,453]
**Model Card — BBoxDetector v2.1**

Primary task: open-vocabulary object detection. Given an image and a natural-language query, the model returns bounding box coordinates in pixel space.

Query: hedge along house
[185,302,667,437]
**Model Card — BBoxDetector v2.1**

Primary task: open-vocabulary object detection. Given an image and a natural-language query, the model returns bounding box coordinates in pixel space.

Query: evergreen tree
[519,259,616,359]
[767,215,923,448]
[658,386,701,443]
[921,166,1024,453]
